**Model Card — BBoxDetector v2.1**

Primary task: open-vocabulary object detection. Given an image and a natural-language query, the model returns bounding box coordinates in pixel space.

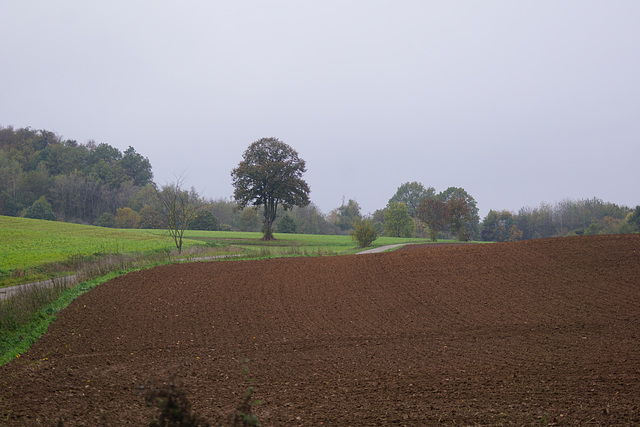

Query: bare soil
[1,234,639,425]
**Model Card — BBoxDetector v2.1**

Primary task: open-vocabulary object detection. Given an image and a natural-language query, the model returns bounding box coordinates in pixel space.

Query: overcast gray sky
[2,1,639,218]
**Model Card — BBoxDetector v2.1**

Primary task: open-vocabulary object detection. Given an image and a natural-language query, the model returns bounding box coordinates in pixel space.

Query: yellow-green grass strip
[0,216,198,273]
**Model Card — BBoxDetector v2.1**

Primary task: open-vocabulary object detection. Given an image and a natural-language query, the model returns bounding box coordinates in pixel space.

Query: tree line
[2,126,638,241]
[481,199,639,242]
[0,126,153,223]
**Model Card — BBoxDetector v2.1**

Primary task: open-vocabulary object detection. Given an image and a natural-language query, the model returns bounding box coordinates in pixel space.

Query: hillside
[1,234,639,425]
[0,216,181,285]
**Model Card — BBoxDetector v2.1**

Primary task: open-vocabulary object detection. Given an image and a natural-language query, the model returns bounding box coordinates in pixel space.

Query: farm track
[1,234,639,425]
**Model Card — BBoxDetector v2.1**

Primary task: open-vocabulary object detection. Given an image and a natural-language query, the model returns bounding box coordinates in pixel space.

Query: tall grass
[0,277,74,333]
[0,272,115,365]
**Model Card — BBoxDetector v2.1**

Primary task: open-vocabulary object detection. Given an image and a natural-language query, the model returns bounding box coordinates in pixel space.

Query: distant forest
[1,126,638,240]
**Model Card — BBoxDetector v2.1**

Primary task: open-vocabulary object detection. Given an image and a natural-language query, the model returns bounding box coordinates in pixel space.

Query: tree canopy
[388,181,435,217]
[384,201,414,237]
[416,197,450,241]
[0,125,153,223]
[231,138,310,240]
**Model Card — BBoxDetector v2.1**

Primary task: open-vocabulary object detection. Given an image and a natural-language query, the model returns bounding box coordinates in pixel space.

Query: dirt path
[356,243,407,254]
[1,234,639,425]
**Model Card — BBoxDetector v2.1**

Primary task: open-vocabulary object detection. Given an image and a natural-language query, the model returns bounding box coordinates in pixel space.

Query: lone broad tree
[231,137,310,240]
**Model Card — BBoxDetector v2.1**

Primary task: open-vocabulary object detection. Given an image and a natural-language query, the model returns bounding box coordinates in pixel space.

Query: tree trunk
[262,199,277,240]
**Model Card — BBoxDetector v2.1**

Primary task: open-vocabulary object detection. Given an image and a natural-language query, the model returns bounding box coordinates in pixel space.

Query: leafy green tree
[189,210,219,231]
[24,196,56,221]
[95,212,116,228]
[389,181,436,217]
[23,161,50,196]
[481,210,515,242]
[417,198,449,241]
[351,217,377,248]
[115,207,141,229]
[384,201,414,237]
[626,206,640,232]
[121,146,153,186]
[90,158,129,188]
[332,198,362,232]
[88,142,121,165]
[231,138,310,240]
[277,214,298,233]
[0,151,25,215]
[158,177,203,253]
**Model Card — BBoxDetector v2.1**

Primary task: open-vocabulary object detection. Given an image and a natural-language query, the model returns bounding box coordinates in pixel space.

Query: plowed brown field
[1,235,640,425]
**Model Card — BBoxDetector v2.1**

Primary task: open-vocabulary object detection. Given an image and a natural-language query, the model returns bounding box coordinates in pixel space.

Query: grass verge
[0,271,119,366]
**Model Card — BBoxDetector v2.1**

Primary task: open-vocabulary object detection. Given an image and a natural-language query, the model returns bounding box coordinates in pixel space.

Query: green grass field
[168,230,440,256]
[0,216,193,285]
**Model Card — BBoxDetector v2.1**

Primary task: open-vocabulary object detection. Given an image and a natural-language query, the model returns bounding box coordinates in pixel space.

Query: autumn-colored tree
[438,187,480,240]
[447,197,473,241]
[139,204,164,229]
[508,224,523,241]
[231,138,310,240]
[115,207,140,229]
[417,198,449,241]
[626,206,640,232]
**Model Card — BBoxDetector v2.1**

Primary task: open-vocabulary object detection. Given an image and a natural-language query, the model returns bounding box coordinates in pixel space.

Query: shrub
[115,207,140,229]
[139,204,165,229]
[351,218,377,248]
[95,212,116,228]
[189,210,219,231]
[24,196,56,221]
[144,380,211,427]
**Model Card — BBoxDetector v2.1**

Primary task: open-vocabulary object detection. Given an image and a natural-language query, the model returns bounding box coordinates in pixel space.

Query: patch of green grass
[173,230,450,257]
[0,216,203,286]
